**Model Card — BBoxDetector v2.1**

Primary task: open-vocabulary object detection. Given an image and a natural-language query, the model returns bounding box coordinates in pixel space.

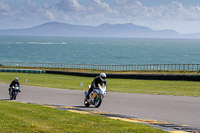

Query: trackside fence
[0,62,200,71]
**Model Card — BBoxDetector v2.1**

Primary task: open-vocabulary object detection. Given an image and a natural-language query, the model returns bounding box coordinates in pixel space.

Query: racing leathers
[9,80,20,94]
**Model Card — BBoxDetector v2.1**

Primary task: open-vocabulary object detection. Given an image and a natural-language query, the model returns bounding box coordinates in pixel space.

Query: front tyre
[13,92,18,100]
[10,93,13,100]
[94,95,102,108]
[11,91,15,100]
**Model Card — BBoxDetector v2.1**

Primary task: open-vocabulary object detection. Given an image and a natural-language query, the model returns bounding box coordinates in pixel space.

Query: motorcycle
[9,85,20,100]
[84,83,107,108]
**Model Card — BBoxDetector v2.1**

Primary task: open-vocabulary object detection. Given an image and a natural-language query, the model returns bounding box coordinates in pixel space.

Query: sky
[1,0,200,34]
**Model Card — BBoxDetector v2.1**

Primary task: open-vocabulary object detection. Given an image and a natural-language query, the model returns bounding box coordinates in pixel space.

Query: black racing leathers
[9,80,20,93]
[10,80,20,88]
[86,76,107,99]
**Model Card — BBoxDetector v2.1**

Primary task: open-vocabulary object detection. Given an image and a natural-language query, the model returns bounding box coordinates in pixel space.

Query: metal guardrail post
[150,64,151,71]
[192,64,194,71]
[157,64,158,71]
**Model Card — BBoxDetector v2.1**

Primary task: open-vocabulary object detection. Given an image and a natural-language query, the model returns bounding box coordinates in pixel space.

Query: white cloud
[45,10,55,21]
[0,0,58,29]
[55,0,85,12]
[0,2,10,11]
[0,2,10,16]
[92,0,114,13]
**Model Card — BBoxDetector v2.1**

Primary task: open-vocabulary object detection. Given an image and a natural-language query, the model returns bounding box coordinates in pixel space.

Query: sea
[0,35,200,65]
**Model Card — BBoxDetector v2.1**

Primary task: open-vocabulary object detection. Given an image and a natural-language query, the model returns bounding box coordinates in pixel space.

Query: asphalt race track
[0,83,200,129]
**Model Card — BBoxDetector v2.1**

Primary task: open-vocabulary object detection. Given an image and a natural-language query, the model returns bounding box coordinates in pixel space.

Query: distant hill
[0,22,197,38]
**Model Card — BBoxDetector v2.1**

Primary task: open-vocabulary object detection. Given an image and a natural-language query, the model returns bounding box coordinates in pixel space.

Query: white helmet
[14,77,19,81]
[100,73,106,79]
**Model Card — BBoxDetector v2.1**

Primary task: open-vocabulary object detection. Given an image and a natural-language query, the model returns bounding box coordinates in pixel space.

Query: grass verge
[0,100,166,133]
[0,72,200,97]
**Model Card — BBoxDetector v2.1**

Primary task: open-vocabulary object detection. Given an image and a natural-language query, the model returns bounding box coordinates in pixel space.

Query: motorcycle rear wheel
[84,98,90,107]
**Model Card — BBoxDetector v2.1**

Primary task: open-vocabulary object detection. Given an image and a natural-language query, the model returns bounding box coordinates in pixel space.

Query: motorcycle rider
[86,73,107,100]
[9,77,21,94]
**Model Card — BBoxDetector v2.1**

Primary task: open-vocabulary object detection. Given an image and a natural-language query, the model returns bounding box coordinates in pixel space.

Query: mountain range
[0,22,199,38]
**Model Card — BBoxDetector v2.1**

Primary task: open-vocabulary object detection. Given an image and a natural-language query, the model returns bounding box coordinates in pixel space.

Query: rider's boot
[86,87,93,100]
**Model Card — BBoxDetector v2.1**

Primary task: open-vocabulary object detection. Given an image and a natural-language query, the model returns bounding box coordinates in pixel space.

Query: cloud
[0,2,11,16]
[91,0,114,13]
[55,0,85,12]
[45,10,55,21]
[0,1,10,11]
[0,0,58,29]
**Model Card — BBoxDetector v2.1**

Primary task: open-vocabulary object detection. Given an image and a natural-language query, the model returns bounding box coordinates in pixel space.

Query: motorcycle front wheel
[13,92,18,100]
[10,93,13,100]
[94,95,102,108]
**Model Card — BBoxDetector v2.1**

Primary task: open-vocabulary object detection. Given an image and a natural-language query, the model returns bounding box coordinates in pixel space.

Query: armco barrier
[0,69,45,74]
[46,70,97,77]
[46,70,200,81]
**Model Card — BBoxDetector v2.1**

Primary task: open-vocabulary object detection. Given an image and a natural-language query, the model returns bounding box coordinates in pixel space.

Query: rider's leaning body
[86,73,107,99]
[10,79,20,88]
[9,77,20,93]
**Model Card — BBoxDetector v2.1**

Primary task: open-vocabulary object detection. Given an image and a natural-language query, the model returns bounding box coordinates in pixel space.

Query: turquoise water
[0,35,200,65]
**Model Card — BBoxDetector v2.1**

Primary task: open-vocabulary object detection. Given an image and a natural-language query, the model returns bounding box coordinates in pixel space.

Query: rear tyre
[84,98,90,107]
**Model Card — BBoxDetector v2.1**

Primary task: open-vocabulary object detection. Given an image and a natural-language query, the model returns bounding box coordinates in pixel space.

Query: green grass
[0,72,200,96]
[0,100,166,133]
